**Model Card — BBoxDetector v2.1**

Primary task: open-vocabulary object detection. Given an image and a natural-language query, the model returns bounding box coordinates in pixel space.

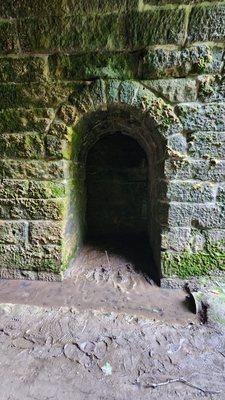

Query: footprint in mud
[86,263,140,292]
[86,266,112,284]
[113,265,136,291]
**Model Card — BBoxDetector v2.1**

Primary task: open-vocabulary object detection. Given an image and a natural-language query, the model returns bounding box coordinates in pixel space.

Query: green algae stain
[163,241,225,278]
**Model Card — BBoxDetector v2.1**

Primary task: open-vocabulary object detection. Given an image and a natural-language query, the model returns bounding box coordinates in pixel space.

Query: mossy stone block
[0,0,67,18]
[0,180,29,198]
[163,242,225,278]
[143,46,223,78]
[28,181,66,199]
[0,222,26,244]
[0,160,67,180]
[0,133,45,159]
[61,13,127,52]
[0,82,77,109]
[29,221,63,245]
[0,0,134,18]
[0,20,19,54]
[0,199,65,220]
[18,16,62,53]
[66,0,128,14]
[0,108,54,133]
[188,4,225,43]
[49,52,140,80]
[127,8,186,49]
[0,244,62,272]
[144,0,203,3]
[0,56,47,83]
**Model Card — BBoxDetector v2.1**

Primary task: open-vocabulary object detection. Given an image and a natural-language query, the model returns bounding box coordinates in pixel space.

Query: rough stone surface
[143,45,224,78]
[188,4,225,43]
[0,0,225,279]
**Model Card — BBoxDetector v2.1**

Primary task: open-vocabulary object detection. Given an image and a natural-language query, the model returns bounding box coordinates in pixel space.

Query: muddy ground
[0,242,224,400]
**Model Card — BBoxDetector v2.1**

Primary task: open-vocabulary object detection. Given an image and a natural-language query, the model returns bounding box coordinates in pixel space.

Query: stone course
[0,0,225,280]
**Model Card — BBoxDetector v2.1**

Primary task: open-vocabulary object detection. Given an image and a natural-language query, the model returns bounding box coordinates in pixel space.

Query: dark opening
[85,133,157,281]
[86,133,148,237]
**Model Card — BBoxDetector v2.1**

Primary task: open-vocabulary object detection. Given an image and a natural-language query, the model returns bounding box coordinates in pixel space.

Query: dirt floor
[0,241,225,400]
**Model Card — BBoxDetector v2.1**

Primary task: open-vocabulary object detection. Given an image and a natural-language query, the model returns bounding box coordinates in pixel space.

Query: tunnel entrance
[84,133,157,281]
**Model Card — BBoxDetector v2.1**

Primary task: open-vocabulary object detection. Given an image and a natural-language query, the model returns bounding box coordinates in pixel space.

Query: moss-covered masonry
[0,0,225,280]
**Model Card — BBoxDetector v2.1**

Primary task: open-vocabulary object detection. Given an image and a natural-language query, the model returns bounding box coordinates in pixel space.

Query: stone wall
[0,0,225,281]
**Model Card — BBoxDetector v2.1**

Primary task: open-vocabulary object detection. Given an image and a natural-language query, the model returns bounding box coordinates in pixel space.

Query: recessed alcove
[64,105,168,284]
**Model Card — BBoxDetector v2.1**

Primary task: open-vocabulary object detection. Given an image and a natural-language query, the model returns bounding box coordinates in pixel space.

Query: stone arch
[51,79,184,279]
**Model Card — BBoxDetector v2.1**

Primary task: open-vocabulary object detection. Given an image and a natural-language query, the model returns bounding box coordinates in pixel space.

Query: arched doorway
[61,99,176,282]
[86,133,148,239]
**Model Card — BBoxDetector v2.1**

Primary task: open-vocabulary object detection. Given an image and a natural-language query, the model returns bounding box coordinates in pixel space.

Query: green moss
[42,259,61,273]
[0,19,18,54]
[163,241,225,278]
[49,52,139,80]
[47,182,65,198]
[0,108,54,133]
[0,81,78,109]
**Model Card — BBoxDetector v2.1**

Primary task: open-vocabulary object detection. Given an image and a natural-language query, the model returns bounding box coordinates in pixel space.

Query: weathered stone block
[188,4,225,43]
[0,82,77,109]
[165,181,216,203]
[0,180,29,198]
[61,14,126,52]
[0,221,27,244]
[49,52,140,80]
[17,16,62,53]
[166,203,225,229]
[29,221,63,245]
[198,76,225,103]
[0,0,67,17]
[0,56,48,83]
[176,103,225,131]
[143,45,223,78]
[161,227,191,252]
[0,108,54,133]
[0,133,45,159]
[144,0,207,3]
[127,8,186,48]
[188,131,225,159]
[45,135,65,160]
[165,159,225,183]
[217,184,225,203]
[0,160,69,180]
[0,199,64,220]
[164,158,192,180]
[144,78,197,103]
[18,13,126,53]
[0,0,132,18]
[66,0,129,14]
[0,244,62,272]
[167,134,187,154]
[205,229,225,244]
[192,160,225,182]
[28,181,66,198]
[0,20,18,54]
